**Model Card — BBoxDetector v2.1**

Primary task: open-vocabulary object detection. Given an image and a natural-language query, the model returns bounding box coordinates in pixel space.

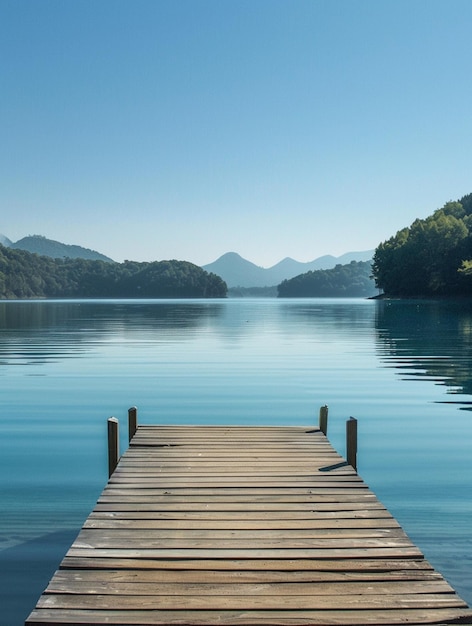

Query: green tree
[0,244,227,299]
[372,195,472,297]
[278,261,375,297]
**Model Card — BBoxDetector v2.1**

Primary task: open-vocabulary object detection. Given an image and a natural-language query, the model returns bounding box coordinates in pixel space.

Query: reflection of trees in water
[279,300,375,335]
[375,299,472,406]
[0,301,224,365]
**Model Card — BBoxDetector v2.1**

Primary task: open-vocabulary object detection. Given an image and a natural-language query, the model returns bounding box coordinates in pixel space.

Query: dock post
[346,417,358,471]
[319,405,328,435]
[108,417,119,478]
[128,406,137,442]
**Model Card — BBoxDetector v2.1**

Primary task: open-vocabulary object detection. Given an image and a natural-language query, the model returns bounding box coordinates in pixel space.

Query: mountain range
[0,234,114,262]
[203,250,374,288]
[1,233,374,288]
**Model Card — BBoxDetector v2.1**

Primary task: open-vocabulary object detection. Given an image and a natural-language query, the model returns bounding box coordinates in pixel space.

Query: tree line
[0,245,227,299]
[372,192,472,297]
[277,261,375,297]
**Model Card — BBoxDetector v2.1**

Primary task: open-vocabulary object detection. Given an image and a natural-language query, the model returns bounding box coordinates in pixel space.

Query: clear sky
[1,0,471,267]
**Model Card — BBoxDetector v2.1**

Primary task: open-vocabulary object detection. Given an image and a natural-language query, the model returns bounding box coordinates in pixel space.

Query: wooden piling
[128,406,137,442]
[319,404,328,435]
[346,416,358,471]
[107,417,119,478]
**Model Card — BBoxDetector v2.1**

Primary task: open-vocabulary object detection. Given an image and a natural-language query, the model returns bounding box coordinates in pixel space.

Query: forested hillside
[0,246,227,299]
[277,261,375,297]
[372,193,472,296]
[10,234,114,262]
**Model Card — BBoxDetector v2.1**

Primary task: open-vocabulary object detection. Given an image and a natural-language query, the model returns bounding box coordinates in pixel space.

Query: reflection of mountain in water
[0,301,225,366]
[375,299,472,407]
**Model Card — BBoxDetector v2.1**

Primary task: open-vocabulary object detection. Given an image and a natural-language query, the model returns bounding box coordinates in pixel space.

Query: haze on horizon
[1,0,471,268]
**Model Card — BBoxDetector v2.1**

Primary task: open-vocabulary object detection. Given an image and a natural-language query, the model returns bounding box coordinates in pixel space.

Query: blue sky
[1,0,471,267]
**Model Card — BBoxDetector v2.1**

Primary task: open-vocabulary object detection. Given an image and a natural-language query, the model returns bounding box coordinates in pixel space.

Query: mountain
[8,235,114,262]
[202,253,270,288]
[0,233,12,247]
[203,250,374,288]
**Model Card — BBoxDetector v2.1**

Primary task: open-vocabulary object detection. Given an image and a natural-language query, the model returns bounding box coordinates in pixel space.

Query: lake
[0,297,471,625]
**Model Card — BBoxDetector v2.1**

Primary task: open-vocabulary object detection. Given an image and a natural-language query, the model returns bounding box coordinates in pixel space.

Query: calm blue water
[0,298,471,624]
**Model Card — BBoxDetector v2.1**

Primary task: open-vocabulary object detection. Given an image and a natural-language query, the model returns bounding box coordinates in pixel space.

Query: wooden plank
[50,568,444,584]
[99,489,376,498]
[111,462,367,470]
[83,518,401,530]
[36,593,468,610]
[45,580,455,597]
[24,609,468,626]
[25,607,472,625]
[105,479,376,487]
[60,556,436,572]
[70,536,417,550]
[97,494,377,503]
[93,501,388,511]
[65,546,425,559]
[86,509,399,519]
[76,527,407,539]
[112,455,348,460]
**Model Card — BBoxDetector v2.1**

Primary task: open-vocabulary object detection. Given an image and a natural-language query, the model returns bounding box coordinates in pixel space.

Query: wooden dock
[26,419,472,625]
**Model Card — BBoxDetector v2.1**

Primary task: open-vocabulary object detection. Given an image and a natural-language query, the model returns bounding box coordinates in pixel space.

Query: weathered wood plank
[106,482,368,491]
[70,536,417,550]
[59,556,436,572]
[100,484,370,492]
[50,568,444,584]
[36,592,468,610]
[46,580,456,597]
[121,453,348,461]
[65,546,425,559]
[99,486,376,502]
[83,517,401,529]
[25,607,472,625]
[76,527,407,539]
[97,494,377,504]
[116,469,356,476]
[93,501,388,511]
[86,508,400,519]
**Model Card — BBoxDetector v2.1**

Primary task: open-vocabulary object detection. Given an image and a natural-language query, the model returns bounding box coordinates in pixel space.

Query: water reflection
[0,300,225,366]
[279,299,374,333]
[4,298,472,407]
[375,299,472,407]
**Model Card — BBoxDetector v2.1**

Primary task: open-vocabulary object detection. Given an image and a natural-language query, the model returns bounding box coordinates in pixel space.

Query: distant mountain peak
[217,251,265,268]
[203,250,374,288]
[9,234,114,262]
[220,251,243,258]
